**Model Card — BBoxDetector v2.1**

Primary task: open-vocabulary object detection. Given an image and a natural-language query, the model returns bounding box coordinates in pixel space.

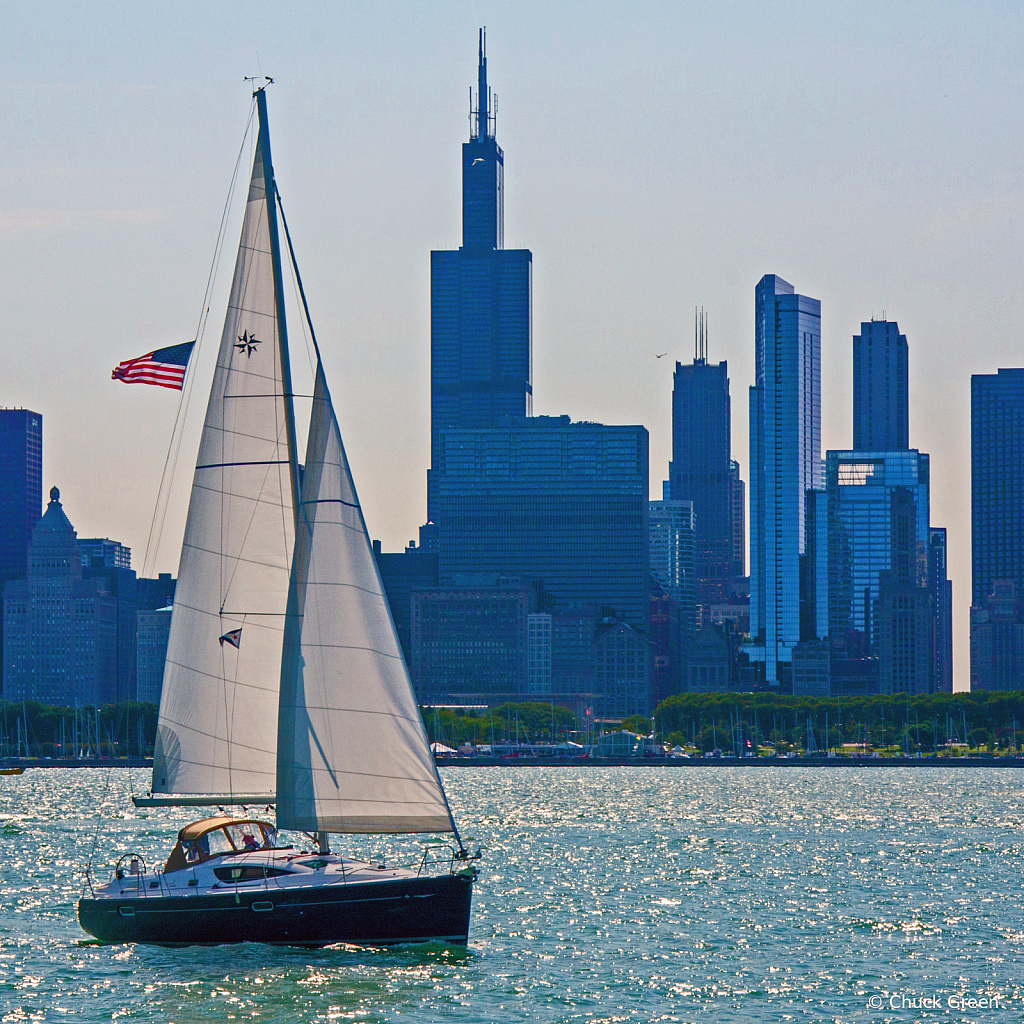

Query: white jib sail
[276,364,454,833]
[153,123,295,799]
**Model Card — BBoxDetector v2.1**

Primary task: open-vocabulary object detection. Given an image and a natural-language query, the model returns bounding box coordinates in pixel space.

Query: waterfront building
[410,579,529,702]
[649,581,682,705]
[731,460,746,580]
[136,605,172,704]
[527,612,553,694]
[2,487,117,706]
[551,606,599,697]
[373,541,440,666]
[80,536,137,702]
[430,416,650,628]
[428,33,531,514]
[825,450,930,649]
[928,528,954,693]
[972,368,1024,607]
[668,337,735,606]
[792,640,830,697]
[970,580,1024,690]
[875,485,933,695]
[686,622,733,693]
[749,275,822,684]
[802,487,829,644]
[593,620,652,718]
[648,499,696,642]
[0,409,42,585]
[825,450,934,694]
[0,408,42,688]
[853,319,909,451]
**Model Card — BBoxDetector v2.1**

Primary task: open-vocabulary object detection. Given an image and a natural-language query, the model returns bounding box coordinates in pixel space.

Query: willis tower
[427,31,532,519]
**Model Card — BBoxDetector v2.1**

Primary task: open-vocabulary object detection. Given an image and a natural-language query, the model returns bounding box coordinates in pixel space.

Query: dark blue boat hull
[78,872,474,947]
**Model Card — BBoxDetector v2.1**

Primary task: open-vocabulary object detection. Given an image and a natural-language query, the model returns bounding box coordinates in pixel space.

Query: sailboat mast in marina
[78,85,477,948]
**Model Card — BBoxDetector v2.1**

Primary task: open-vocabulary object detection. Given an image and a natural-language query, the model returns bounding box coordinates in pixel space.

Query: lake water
[2,766,1024,1022]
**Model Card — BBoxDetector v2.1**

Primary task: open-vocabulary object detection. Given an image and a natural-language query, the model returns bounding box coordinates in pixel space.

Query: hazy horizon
[5,2,1024,690]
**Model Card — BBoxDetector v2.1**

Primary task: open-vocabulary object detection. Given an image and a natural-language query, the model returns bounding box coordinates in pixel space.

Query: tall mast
[255,86,301,529]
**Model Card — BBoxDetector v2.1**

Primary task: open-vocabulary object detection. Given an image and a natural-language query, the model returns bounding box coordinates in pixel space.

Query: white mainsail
[276,364,454,833]
[153,116,297,799]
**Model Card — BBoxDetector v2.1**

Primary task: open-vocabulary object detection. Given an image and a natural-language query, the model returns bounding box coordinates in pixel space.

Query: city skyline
[5,4,1024,688]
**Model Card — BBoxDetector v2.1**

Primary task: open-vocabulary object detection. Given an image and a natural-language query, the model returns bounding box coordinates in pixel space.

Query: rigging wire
[140,99,258,579]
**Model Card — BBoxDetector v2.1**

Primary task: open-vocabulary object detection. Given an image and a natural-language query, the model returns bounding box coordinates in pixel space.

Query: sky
[3,1,1024,689]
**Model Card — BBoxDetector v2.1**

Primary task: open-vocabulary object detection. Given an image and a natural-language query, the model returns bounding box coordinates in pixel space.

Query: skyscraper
[749,275,821,684]
[971,368,1024,689]
[429,32,531,515]
[668,321,734,606]
[730,460,745,580]
[430,416,650,628]
[825,450,930,649]
[971,368,1024,607]
[928,527,953,693]
[0,408,42,689]
[853,319,909,451]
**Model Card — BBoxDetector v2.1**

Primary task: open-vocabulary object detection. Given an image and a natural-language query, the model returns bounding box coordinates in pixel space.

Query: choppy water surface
[2,767,1024,1022]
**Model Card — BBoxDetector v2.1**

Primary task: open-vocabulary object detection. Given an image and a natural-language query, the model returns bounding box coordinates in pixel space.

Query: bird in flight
[654,352,668,359]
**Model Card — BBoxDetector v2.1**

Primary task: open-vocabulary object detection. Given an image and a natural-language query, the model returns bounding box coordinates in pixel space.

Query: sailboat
[78,85,477,947]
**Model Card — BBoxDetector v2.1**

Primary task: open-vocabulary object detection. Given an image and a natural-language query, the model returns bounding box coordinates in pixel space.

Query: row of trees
[653,691,1024,754]
[422,702,579,747]
[7,691,1024,759]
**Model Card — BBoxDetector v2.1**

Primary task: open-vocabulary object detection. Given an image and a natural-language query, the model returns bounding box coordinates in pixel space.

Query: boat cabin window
[227,823,271,851]
[163,819,280,873]
[203,829,235,857]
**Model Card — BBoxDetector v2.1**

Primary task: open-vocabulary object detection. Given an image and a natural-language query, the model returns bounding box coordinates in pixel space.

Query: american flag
[111,341,195,390]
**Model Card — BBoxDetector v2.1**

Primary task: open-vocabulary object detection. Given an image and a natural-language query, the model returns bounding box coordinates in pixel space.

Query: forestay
[276,364,454,833]
[153,117,296,800]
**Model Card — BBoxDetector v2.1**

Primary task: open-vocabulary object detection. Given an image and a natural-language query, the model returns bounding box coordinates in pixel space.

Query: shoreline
[5,756,1024,771]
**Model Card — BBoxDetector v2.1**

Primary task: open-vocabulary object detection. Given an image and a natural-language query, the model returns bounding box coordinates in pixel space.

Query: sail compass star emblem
[235,330,261,357]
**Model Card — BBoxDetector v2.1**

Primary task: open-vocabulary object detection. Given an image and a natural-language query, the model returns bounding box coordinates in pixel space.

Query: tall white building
[749,275,822,685]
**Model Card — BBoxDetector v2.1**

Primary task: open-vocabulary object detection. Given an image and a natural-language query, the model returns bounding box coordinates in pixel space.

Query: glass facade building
[429,35,532,513]
[648,499,696,642]
[971,368,1024,608]
[825,450,930,649]
[853,320,909,451]
[749,275,821,682]
[429,416,649,628]
[668,357,734,605]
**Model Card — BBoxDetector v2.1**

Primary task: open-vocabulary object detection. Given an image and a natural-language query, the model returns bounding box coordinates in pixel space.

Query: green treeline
[422,702,580,747]
[6,692,1024,760]
[0,700,158,758]
[654,691,1024,754]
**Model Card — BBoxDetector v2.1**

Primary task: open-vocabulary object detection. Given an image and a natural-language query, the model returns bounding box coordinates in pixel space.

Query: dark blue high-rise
[668,325,733,606]
[429,30,532,517]
[0,409,42,586]
[853,319,909,451]
[972,368,1024,608]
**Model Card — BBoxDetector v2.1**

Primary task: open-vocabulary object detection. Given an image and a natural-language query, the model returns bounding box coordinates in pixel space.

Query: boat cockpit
[163,816,281,873]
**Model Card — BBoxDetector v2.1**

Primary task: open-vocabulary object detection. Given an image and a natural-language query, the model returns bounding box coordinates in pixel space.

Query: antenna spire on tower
[477,27,489,140]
